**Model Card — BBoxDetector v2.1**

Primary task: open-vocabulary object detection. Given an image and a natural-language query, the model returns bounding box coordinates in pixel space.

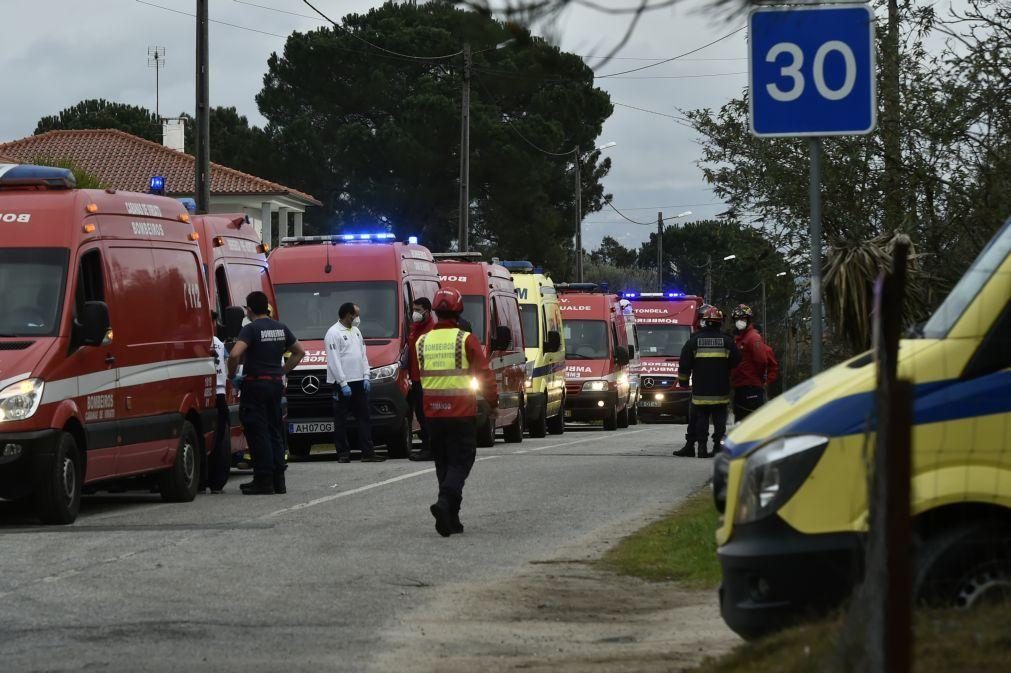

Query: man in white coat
[325,302,385,463]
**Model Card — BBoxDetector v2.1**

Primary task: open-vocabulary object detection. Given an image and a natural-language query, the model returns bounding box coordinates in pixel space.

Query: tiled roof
[0,129,320,205]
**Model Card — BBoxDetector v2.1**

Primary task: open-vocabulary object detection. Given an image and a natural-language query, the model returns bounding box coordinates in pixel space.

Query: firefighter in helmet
[730,303,769,422]
[416,287,497,537]
[674,306,740,458]
[674,302,711,457]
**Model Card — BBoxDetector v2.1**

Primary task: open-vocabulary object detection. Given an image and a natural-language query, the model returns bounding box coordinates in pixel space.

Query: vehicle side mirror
[492,325,512,351]
[222,306,246,340]
[616,345,631,366]
[78,301,111,347]
[628,344,636,359]
[544,330,561,354]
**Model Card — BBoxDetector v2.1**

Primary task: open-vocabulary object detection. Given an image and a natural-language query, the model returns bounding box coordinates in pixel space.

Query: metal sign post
[749,3,876,374]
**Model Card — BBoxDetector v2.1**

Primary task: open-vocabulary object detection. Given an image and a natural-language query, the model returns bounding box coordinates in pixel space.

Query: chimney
[162,118,185,153]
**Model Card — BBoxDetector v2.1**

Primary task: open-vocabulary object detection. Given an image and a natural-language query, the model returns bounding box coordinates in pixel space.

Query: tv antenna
[147,46,166,118]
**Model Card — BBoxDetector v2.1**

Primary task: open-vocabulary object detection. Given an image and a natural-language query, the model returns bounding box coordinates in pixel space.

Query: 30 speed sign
[749,4,876,137]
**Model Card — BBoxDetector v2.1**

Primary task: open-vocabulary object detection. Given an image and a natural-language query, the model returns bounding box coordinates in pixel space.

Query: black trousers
[685,403,696,443]
[240,380,286,479]
[408,381,429,451]
[333,381,374,457]
[733,386,766,422]
[429,417,477,513]
[691,403,728,451]
[208,393,231,490]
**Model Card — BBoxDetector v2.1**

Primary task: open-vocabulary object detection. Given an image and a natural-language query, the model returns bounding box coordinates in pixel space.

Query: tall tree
[35,99,161,142]
[257,2,612,274]
[180,106,274,177]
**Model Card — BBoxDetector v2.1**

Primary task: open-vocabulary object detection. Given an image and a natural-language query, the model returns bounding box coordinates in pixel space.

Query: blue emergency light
[149,175,166,195]
[177,197,197,213]
[622,292,638,299]
[0,164,76,189]
[408,236,419,245]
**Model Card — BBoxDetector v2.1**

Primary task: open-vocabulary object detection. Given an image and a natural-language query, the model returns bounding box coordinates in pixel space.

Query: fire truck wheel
[503,405,524,443]
[629,403,639,426]
[477,418,496,448]
[159,421,200,503]
[35,432,82,525]
[617,404,630,429]
[603,405,618,431]
[528,400,548,438]
[385,419,411,459]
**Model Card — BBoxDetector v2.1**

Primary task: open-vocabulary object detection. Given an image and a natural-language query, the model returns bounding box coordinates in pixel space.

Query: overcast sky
[1,0,748,251]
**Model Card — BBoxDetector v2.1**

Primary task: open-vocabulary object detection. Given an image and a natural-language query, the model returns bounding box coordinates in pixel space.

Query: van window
[461,295,487,343]
[500,296,524,350]
[963,301,1011,379]
[564,320,609,360]
[227,263,272,313]
[520,304,539,348]
[214,265,231,318]
[276,281,398,340]
[638,324,691,356]
[1,248,69,337]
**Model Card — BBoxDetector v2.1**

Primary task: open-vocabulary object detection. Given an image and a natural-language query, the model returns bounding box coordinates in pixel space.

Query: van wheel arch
[62,418,88,476]
[914,518,1011,608]
[185,410,208,490]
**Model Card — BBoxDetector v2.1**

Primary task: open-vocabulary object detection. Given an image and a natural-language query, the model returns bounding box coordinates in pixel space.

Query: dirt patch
[374,511,739,672]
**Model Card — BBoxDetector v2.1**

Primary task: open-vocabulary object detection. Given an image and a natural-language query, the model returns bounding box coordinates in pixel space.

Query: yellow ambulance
[714,217,1011,639]
[503,262,566,437]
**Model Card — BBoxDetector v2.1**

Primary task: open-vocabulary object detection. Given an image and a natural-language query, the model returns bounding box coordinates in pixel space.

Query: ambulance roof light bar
[622,292,687,299]
[281,233,397,246]
[555,282,603,294]
[0,164,76,190]
[500,260,535,273]
[431,252,483,260]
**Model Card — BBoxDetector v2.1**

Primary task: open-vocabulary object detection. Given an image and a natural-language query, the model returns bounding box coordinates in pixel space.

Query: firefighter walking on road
[416,288,497,537]
[673,306,740,458]
[730,304,769,422]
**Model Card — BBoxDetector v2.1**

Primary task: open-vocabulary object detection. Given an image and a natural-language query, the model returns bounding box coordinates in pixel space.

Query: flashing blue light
[623,292,638,299]
[177,197,197,213]
[337,232,396,243]
[408,236,419,245]
[0,165,77,189]
[148,175,166,195]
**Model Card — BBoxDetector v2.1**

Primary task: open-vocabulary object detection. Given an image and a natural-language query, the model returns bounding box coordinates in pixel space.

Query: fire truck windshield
[563,320,609,360]
[637,324,691,357]
[0,248,68,337]
[275,281,399,340]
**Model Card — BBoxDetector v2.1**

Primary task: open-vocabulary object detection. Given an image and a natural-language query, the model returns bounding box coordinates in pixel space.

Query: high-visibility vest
[417,328,471,395]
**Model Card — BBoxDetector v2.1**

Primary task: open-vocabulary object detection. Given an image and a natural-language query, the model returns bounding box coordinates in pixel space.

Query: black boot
[273,471,287,494]
[409,448,433,461]
[240,476,275,495]
[696,443,710,458]
[430,500,453,537]
[450,511,464,534]
[673,442,695,457]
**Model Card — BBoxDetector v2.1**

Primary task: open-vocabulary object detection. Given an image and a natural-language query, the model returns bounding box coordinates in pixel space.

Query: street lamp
[706,252,736,300]
[655,210,692,291]
[575,141,617,282]
[723,254,737,261]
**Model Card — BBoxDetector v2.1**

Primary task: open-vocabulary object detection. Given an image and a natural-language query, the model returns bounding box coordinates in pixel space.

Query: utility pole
[656,211,663,292]
[574,151,583,282]
[705,254,713,300]
[882,0,902,235]
[195,0,210,215]
[458,43,472,252]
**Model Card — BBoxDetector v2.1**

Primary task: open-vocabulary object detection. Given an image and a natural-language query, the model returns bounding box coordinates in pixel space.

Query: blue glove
[340,384,352,398]
[231,374,245,390]
[363,378,371,393]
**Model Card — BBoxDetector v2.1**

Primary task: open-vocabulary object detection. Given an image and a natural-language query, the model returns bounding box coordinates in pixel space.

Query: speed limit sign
[749,4,876,137]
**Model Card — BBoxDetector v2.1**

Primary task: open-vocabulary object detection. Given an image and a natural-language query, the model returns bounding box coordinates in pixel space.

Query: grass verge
[597,487,721,589]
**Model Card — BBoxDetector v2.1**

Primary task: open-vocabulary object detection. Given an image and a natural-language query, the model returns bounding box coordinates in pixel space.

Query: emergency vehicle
[625,293,702,422]
[715,216,1011,639]
[503,261,566,437]
[0,165,219,524]
[193,212,275,460]
[435,256,527,446]
[617,298,642,426]
[557,284,634,430]
[268,234,440,458]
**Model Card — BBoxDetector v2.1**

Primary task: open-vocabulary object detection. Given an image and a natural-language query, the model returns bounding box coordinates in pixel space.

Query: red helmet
[432,287,464,314]
[701,306,724,323]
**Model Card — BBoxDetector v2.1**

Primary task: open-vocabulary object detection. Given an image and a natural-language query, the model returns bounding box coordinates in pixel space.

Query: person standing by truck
[228,291,305,495]
[326,302,385,463]
[207,319,230,494]
[730,304,769,422]
[675,306,740,458]
[417,288,497,537]
[407,297,436,461]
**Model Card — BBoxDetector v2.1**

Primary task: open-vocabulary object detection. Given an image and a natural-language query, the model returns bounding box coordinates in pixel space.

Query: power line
[589,201,723,212]
[603,71,747,80]
[471,72,576,157]
[136,0,289,38]
[301,0,463,61]
[611,102,694,127]
[595,26,746,78]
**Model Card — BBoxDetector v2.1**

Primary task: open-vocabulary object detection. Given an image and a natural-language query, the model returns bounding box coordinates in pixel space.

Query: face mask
[735,320,747,331]
[352,316,361,327]
[411,311,424,323]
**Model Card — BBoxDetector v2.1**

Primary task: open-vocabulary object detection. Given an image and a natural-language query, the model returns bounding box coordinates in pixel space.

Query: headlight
[582,380,607,392]
[369,363,399,381]
[735,435,828,525]
[0,378,45,423]
[470,377,480,391]
[525,377,533,389]
[654,392,665,401]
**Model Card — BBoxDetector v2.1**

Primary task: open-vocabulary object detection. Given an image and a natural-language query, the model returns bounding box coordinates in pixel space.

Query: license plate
[289,422,333,434]
[639,400,662,408]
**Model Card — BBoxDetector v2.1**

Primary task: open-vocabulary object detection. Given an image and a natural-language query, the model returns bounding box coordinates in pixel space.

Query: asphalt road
[0,423,712,673]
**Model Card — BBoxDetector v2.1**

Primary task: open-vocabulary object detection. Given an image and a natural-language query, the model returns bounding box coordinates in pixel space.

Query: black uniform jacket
[677,326,742,405]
